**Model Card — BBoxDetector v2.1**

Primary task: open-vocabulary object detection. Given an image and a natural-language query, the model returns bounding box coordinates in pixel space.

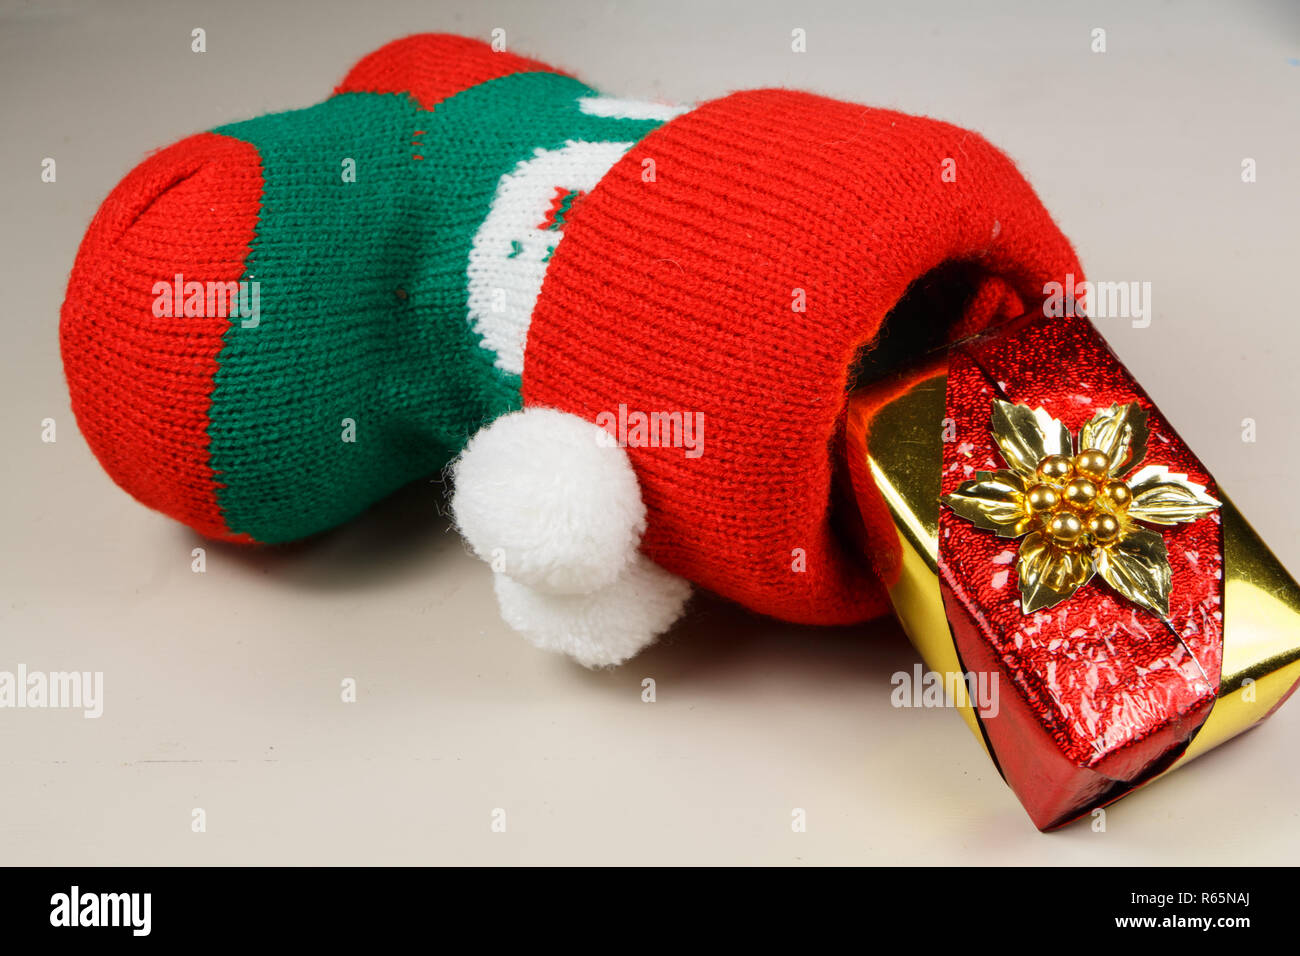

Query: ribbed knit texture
[63,33,1081,627]
[60,132,263,541]
[524,89,1081,625]
[61,36,667,544]
[205,75,663,542]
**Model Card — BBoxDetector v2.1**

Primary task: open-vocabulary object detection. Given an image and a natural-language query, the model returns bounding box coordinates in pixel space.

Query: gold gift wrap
[844,311,1300,829]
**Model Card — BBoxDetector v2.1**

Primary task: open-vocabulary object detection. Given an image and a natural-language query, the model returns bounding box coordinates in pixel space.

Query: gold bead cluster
[1024,449,1132,549]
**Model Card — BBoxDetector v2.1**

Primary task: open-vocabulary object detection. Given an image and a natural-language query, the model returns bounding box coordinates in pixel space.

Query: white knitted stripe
[466,138,632,375]
[577,96,691,122]
[466,93,694,376]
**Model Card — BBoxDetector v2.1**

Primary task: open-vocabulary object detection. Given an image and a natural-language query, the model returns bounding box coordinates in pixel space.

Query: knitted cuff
[524,88,1081,625]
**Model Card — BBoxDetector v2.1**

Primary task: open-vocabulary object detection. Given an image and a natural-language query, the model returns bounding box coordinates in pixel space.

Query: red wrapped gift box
[845,308,1300,829]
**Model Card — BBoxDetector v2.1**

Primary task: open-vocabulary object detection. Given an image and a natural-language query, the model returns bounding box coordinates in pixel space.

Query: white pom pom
[452,407,646,594]
[494,554,691,668]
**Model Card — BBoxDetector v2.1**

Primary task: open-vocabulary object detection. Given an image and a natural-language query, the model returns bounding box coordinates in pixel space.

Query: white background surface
[1,0,1297,864]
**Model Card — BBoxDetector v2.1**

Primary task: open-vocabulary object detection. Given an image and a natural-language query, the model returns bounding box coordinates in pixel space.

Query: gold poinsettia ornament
[942,400,1221,616]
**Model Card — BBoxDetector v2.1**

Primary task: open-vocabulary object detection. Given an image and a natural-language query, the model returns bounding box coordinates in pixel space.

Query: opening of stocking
[846,261,1026,391]
[833,261,1029,581]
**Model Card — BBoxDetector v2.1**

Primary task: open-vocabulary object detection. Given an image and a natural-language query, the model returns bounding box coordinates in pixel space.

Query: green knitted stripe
[208,73,664,543]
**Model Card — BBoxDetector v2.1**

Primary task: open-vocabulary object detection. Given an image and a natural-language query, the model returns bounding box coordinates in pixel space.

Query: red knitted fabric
[524,89,1081,625]
[62,35,565,546]
[61,32,1081,632]
[60,132,263,541]
[335,33,562,109]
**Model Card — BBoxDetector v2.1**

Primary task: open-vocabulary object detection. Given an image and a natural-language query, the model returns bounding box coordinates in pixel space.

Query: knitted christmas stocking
[61,33,1080,666]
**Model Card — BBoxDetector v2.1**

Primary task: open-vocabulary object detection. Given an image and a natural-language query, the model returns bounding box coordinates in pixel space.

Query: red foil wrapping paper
[939,312,1224,826]
[837,304,1297,829]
